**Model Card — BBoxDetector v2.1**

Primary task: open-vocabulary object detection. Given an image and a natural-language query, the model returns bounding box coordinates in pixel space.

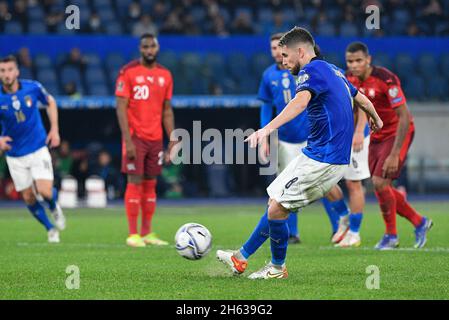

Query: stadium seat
[92,0,112,11]
[204,53,226,79]
[97,8,117,23]
[158,51,179,74]
[180,53,203,82]
[372,53,393,71]
[85,67,107,84]
[190,77,209,95]
[402,76,425,101]
[43,83,61,96]
[89,83,110,96]
[418,53,440,79]
[27,6,45,21]
[237,75,258,94]
[28,21,47,35]
[105,53,125,70]
[441,53,449,78]
[426,76,448,101]
[251,52,272,80]
[281,9,297,24]
[34,54,53,69]
[37,69,58,85]
[340,22,359,37]
[257,7,273,24]
[56,23,75,35]
[190,6,207,24]
[19,67,33,80]
[317,23,337,36]
[60,66,83,89]
[4,21,23,35]
[323,52,344,68]
[227,53,250,81]
[395,53,416,79]
[84,53,102,68]
[105,22,123,35]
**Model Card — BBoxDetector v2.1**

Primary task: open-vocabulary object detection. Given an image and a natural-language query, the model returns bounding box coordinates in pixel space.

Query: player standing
[217,27,382,279]
[345,42,432,249]
[115,34,176,247]
[0,55,66,243]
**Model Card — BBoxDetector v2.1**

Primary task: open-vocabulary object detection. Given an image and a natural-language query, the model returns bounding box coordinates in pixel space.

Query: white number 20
[133,85,149,100]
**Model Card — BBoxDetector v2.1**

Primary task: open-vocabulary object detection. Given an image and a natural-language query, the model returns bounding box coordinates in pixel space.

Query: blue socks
[287,212,299,238]
[44,187,58,211]
[240,209,269,259]
[349,212,363,233]
[268,219,289,266]
[331,199,350,218]
[321,198,339,234]
[27,201,54,231]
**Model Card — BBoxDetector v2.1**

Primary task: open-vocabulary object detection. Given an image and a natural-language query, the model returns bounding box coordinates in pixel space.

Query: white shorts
[277,140,307,174]
[267,151,348,212]
[344,135,371,181]
[6,147,54,192]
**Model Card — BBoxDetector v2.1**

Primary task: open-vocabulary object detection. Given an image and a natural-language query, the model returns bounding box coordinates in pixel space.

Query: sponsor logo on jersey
[158,77,165,87]
[388,87,399,98]
[127,163,136,171]
[147,76,154,83]
[117,81,124,92]
[296,73,309,85]
[25,95,33,107]
[12,97,21,110]
[271,80,278,86]
[282,77,290,88]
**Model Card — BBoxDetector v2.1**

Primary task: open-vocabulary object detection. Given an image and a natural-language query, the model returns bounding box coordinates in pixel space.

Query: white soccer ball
[175,223,212,260]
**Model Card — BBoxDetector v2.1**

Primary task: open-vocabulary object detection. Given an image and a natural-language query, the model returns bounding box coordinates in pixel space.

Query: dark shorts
[121,136,163,177]
[368,129,414,180]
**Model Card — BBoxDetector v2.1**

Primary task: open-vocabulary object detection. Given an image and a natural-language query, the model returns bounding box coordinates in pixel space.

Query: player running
[115,33,176,248]
[217,27,382,279]
[345,42,433,250]
[0,55,66,243]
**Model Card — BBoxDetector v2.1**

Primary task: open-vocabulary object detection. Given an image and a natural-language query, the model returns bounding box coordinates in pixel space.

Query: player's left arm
[44,94,60,148]
[352,105,367,152]
[162,74,177,164]
[246,90,311,148]
[382,104,410,178]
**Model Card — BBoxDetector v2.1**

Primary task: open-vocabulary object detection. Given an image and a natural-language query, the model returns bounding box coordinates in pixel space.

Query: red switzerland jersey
[346,66,414,142]
[115,60,173,141]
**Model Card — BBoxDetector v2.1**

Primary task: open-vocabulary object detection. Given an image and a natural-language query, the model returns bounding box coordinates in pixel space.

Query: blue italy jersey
[296,58,357,165]
[258,64,309,144]
[0,80,50,157]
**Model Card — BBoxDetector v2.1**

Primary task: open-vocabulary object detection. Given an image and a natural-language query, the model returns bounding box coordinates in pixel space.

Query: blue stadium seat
[191,6,207,24]
[323,52,344,68]
[97,8,116,23]
[372,53,393,70]
[28,21,47,35]
[158,51,179,74]
[204,53,226,79]
[403,76,425,101]
[28,6,45,21]
[69,0,88,6]
[60,66,83,89]
[19,67,33,80]
[84,53,102,67]
[85,67,107,84]
[317,23,337,36]
[257,7,273,23]
[395,53,416,79]
[190,77,209,95]
[418,53,440,79]
[227,53,249,81]
[426,76,448,101]
[88,83,110,96]
[180,53,203,82]
[281,9,297,24]
[237,74,258,94]
[92,0,112,10]
[56,23,75,35]
[105,53,125,70]
[441,53,449,78]
[251,52,272,80]
[43,83,60,96]
[340,22,359,37]
[37,69,58,85]
[105,22,123,35]
[34,54,53,69]
[4,21,23,34]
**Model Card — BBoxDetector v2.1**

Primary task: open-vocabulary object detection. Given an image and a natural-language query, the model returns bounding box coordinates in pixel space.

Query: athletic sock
[330,199,350,218]
[141,179,157,236]
[240,209,269,259]
[124,183,142,235]
[27,201,54,231]
[287,212,299,238]
[44,187,58,211]
[268,219,289,266]
[349,212,363,233]
[391,187,423,227]
[374,186,397,235]
[321,198,339,233]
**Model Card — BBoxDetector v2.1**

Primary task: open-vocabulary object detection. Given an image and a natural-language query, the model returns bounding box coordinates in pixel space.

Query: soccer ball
[175,223,212,260]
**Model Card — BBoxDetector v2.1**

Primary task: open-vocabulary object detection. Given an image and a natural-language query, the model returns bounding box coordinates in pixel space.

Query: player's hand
[258,139,270,164]
[164,140,179,164]
[245,128,273,149]
[382,153,399,178]
[369,116,383,133]
[46,129,60,148]
[352,132,364,152]
[125,140,137,160]
[0,136,12,151]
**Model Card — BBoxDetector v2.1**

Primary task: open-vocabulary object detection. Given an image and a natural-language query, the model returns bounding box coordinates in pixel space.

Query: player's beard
[290,62,301,76]
[142,54,157,65]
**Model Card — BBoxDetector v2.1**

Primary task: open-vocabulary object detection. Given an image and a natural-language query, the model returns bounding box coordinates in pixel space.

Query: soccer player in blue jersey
[0,55,66,243]
[217,27,382,279]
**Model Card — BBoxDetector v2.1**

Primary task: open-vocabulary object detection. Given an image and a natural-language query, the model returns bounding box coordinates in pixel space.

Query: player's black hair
[278,26,315,48]
[270,33,284,42]
[346,42,369,55]
[0,55,18,65]
[313,44,321,57]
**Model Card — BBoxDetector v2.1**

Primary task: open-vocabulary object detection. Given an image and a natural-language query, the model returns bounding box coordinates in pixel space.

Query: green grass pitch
[0,201,448,300]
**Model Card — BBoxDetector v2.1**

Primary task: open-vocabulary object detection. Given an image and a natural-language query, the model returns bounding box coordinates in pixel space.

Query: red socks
[375,186,397,235]
[124,183,142,235]
[391,187,423,227]
[375,185,424,235]
[141,180,157,236]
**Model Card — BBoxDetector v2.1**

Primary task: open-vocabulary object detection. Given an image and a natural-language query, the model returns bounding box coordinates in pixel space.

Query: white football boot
[331,215,349,244]
[248,262,288,279]
[335,231,361,247]
[51,203,66,231]
[48,228,60,243]
[216,250,247,274]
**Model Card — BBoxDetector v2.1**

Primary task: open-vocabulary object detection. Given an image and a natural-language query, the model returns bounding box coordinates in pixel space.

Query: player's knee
[127,174,143,184]
[21,189,36,205]
[346,180,362,194]
[372,177,389,191]
[267,200,289,220]
[36,186,52,199]
[325,185,343,202]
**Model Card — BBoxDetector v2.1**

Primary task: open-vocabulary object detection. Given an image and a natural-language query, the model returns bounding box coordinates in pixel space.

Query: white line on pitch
[319,246,449,253]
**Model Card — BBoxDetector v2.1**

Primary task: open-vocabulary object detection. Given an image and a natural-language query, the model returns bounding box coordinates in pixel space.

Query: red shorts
[368,129,414,180]
[121,136,163,176]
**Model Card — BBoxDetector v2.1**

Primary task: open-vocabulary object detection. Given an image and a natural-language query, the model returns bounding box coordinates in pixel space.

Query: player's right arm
[116,96,136,160]
[352,105,367,152]
[353,91,383,133]
[0,136,12,151]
